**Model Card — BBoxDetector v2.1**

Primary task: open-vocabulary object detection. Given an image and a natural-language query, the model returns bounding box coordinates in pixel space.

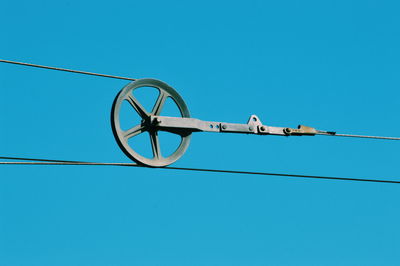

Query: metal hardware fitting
[283,125,318,136]
[111,78,333,167]
[150,115,318,137]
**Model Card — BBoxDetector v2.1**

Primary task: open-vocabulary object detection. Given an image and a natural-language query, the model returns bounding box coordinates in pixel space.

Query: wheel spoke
[126,94,149,118]
[123,125,145,139]
[152,91,168,115]
[150,131,162,159]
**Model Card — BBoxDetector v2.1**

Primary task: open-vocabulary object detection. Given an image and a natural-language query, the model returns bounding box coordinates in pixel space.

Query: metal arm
[150,115,328,137]
[111,78,341,167]
[111,78,398,168]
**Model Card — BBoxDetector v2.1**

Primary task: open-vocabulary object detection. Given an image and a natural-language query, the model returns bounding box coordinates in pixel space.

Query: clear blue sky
[1,0,400,265]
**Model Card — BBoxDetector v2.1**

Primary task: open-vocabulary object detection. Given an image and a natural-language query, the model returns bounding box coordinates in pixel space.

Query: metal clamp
[283,125,318,136]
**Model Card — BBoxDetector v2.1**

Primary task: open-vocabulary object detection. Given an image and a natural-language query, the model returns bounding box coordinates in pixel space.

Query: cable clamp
[283,125,318,136]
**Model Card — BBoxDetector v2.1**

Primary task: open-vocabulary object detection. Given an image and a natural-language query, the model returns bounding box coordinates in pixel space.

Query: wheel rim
[111,78,191,167]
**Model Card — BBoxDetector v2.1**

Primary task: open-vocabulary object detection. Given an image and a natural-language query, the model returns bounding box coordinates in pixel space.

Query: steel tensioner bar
[149,115,334,137]
[111,78,343,167]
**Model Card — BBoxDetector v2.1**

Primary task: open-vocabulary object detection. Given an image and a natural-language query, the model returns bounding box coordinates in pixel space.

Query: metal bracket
[283,125,318,136]
[151,115,318,137]
[112,78,328,167]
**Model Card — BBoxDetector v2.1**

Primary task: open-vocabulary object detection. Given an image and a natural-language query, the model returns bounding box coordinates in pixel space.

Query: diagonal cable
[1,156,399,184]
[0,59,136,81]
[317,132,400,140]
[1,58,400,141]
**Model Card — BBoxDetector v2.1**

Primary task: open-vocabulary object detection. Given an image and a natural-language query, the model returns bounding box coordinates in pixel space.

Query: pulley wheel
[111,78,191,167]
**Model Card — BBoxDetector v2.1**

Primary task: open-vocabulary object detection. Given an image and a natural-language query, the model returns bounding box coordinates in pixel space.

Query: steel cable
[1,156,399,184]
[0,59,136,81]
[1,58,400,141]
[317,132,400,140]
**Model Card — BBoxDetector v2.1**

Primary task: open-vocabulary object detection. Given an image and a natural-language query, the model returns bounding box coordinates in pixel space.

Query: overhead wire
[1,58,399,141]
[0,59,136,81]
[1,156,399,184]
[317,132,400,141]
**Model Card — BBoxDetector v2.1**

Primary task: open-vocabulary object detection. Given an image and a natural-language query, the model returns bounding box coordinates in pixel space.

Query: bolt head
[222,124,227,129]
[249,126,254,131]
[260,126,266,131]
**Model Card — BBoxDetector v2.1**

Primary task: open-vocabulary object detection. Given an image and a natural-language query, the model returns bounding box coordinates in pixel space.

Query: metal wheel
[111,78,191,167]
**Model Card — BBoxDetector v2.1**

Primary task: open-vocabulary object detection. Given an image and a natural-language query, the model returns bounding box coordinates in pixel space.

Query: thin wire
[1,156,399,184]
[318,132,400,141]
[0,59,136,81]
[1,58,400,141]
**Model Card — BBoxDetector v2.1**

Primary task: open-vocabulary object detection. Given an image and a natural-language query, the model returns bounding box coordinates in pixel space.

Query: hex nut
[284,128,292,134]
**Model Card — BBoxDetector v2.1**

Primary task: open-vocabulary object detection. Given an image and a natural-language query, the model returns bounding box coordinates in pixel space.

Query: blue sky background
[1,0,400,265]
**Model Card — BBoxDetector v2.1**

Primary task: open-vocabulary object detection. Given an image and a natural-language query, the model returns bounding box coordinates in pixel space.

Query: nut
[284,128,292,134]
